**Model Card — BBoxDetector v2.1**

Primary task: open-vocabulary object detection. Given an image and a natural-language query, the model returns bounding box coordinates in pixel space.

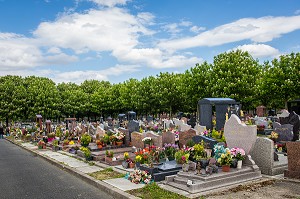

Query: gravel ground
[205,179,300,199]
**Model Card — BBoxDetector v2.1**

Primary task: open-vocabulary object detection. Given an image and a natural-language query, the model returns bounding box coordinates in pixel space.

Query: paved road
[0,139,115,199]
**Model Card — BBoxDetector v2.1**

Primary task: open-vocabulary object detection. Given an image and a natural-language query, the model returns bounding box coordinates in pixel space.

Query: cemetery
[2,96,300,198]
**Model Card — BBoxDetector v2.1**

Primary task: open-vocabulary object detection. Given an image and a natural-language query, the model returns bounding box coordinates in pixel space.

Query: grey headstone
[251,137,274,175]
[192,135,218,150]
[274,124,294,142]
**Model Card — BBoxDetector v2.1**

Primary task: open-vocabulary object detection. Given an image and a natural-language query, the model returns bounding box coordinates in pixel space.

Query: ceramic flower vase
[237,160,243,169]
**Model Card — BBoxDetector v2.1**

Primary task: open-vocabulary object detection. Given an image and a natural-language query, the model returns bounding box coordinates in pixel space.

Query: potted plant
[126,158,135,168]
[230,147,245,169]
[37,140,45,149]
[268,131,279,143]
[25,133,32,142]
[114,131,125,146]
[217,148,232,172]
[80,147,92,161]
[163,143,178,161]
[122,152,129,168]
[105,150,114,162]
[142,137,152,148]
[52,140,59,151]
[135,155,142,168]
[103,134,110,146]
[181,153,190,172]
[80,133,92,147]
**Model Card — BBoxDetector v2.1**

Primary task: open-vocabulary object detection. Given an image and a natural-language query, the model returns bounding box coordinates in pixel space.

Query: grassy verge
[127,182,191,199]
[88,167,125,180]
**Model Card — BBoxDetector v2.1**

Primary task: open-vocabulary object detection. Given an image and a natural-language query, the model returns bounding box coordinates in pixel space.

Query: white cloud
[158,15,300,51]
[190,25,206,33]
[49,64,140,84]
[33,8,153,53]
[88,0,129,7]
[233,44,280,58]
[0,34,77,70]
[295,10,300,15]
[113,47,202,68]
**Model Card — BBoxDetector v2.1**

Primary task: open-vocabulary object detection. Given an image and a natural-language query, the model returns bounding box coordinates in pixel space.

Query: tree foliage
[0,51,298,122]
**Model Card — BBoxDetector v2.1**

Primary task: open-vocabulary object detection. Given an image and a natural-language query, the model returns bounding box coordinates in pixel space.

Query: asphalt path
[0,139,114,199]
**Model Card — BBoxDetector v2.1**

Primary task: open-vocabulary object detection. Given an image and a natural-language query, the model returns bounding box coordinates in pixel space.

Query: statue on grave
[196,161,202,175]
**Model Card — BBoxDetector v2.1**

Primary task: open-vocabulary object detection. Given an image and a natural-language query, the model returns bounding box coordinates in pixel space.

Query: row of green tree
[0,50,299,125]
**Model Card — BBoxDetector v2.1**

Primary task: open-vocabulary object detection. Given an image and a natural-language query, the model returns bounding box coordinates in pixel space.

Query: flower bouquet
[128,169,152,184]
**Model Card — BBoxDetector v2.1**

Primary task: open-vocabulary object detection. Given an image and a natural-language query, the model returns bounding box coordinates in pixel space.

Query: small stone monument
[284,142,300,179]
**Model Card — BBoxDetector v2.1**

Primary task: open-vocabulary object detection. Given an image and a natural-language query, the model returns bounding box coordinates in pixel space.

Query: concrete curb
[5,138,140,199]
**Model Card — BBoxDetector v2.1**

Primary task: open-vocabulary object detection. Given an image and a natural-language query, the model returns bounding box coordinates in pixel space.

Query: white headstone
[224,114,257,155]
[277,109,290,118]
[194,124,206,135]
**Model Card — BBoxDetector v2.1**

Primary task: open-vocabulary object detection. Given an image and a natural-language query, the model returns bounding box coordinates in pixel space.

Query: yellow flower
[218,158,221,163]
[221,154,225,158]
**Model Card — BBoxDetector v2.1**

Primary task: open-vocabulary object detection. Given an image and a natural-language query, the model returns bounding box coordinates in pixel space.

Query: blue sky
[0,0,300,84]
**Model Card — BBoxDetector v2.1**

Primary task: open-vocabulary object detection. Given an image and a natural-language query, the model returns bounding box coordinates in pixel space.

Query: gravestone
[173,118,184,129]
[256,106,266,117]
[179,129,196,148]
[180,123,191,132]
[284,142,300,179]
[96,126,106,137]
[46,120,51,135]
[162,131,175,145]
[224,114,258,168]
[288,112,300,141]
[277,109,290,118]
[147,115,153,122]
[181,117,188,124]
[272,122,281,130]
[145,131,163,148]
[194,124,206,135]
[128,120,140,141]
[118,127,130,146]
[274,124,294,142]
[192,135,217,151]
[251,137,287,175]
[131,132,144,149]
[163,119,173,129]
[255,118,268,128]
[107,117,113,127]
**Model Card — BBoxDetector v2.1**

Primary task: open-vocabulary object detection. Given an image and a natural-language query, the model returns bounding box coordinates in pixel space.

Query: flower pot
[222,165,230,172]
[129,162,135,168]
[85,156,93,161]
[231,158,238,168]
[199,159,209,169]
[97,145,102,149]
[52,146,59,152]
[237,160,243,169]
[105,156,113,163]
[81,143,89,147]
[122,161,128,169]
[135,162,141,169]
[182,163,189,172]
[116,141,123,146]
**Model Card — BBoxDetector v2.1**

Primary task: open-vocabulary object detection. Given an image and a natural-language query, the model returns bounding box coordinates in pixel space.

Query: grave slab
[103,178,145,191]
[76,166,103,174]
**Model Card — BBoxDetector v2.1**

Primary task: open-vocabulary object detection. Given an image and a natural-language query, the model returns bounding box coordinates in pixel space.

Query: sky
[0,0,300,84]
